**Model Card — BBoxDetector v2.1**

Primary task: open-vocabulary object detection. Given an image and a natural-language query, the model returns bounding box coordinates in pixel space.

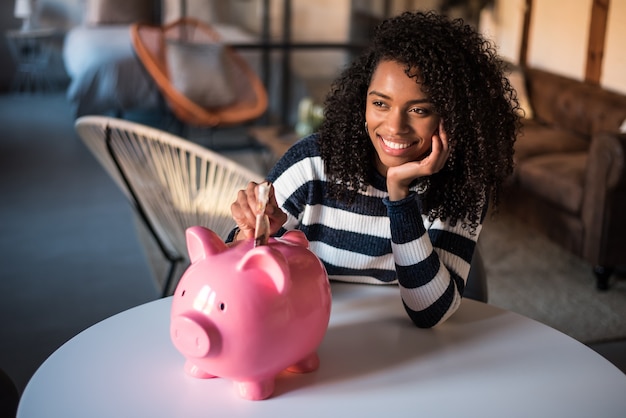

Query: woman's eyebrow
[368,90,432,105]
[368,90,392,100]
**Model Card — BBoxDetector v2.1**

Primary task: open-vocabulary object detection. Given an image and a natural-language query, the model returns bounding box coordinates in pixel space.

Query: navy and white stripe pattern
[267,134,481,327]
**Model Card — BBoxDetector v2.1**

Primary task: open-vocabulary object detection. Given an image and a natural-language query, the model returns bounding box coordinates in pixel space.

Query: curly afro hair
[319,10,520,231]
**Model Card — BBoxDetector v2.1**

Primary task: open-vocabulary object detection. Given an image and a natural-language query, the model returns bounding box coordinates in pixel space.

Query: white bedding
[63,25,160,116]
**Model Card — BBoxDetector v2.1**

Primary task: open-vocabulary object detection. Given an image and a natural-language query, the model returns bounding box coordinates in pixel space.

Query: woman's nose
[386,110,409,134]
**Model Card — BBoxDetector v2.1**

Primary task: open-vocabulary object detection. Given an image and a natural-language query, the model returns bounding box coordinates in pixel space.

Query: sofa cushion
[514,119,589,163]
[517,152,587,214]
[526,68,626,137]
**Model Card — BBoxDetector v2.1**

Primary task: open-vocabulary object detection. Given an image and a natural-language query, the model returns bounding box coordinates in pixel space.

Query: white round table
[18,283,626,418]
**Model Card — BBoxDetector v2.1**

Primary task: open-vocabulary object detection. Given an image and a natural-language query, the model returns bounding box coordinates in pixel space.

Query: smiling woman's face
[365,60,440,177]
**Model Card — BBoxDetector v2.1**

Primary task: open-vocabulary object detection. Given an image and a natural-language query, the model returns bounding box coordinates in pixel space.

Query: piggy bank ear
[186,226,228,263]
[279,230,310,248]
[238,247,291,294]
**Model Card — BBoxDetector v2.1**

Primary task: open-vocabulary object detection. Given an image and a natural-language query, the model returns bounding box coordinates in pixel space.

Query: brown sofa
[504,67,626,290]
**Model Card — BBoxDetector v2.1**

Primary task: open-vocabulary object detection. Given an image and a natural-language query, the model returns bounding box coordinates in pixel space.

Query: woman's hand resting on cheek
[231,182,288,241]
[386,120,450,201]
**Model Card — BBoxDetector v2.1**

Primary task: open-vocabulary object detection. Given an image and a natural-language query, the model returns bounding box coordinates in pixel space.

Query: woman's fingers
[266,185,287,234]
[429,120,450,172]
[231,182,260,239]
[231,182,287,240]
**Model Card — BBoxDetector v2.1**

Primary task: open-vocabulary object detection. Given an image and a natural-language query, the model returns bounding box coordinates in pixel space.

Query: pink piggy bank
[170,226,331,400]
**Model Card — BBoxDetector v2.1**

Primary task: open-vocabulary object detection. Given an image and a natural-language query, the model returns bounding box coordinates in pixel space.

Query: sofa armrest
[581,132,626,264]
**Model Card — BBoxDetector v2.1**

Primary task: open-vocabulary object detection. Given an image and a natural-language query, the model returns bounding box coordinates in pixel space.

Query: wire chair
[75,116,264,296]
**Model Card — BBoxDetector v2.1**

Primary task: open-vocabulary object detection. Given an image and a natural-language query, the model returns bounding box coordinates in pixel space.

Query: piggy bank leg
[184,360,216,379]
[234,379,275,400]
[287,352,320,373]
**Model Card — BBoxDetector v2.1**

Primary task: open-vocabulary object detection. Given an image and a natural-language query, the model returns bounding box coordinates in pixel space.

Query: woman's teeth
[382,138,411,150]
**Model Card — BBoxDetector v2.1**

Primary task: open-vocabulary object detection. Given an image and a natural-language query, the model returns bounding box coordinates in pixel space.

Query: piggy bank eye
[218,302,226,312]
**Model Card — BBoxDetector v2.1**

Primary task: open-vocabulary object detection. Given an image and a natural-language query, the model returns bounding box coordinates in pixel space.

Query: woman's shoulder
[274,133,321,166]
[267,133,322,181]
[287,133,321,156]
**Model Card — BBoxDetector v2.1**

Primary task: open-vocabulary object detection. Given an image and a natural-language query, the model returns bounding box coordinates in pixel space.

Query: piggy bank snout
[170,313,216,358]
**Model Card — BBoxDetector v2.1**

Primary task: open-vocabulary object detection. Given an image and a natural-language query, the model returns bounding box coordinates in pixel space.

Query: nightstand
[5,28,65,93]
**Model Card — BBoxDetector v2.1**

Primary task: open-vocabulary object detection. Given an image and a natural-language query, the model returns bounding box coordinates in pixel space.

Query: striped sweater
[266,134,482,327]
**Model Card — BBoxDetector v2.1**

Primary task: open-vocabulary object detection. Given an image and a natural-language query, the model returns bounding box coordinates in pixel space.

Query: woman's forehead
[368,60,429,100]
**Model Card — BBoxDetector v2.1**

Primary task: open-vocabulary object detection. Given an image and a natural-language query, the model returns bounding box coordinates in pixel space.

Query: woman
[230,11,520,327]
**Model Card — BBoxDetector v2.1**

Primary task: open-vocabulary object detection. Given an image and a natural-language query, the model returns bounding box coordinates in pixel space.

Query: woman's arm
[385,193,480,327]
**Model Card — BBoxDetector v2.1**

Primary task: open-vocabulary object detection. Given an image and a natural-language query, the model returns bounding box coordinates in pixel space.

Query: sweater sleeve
[384,192,479,328]
[267,135,323,231]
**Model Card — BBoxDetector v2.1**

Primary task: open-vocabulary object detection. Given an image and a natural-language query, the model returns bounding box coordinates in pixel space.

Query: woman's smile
[379,134,418,152]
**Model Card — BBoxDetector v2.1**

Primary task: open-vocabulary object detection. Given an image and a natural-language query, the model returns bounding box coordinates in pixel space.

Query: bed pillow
[166,40,237,109]
[84,0,155,26]
[508,67,535,119]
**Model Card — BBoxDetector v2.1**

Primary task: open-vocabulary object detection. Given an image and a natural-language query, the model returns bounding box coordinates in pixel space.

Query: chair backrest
[464,246,488,303]
[75,116,264,294]
[131,17,268,127]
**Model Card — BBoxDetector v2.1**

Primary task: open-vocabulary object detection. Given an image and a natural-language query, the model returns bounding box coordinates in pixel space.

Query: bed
[63,25,161,117]
[60,0,164,117]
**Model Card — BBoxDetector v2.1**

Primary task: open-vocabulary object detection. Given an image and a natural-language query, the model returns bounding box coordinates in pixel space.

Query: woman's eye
[410,107,430,115]
[372,100,385,108]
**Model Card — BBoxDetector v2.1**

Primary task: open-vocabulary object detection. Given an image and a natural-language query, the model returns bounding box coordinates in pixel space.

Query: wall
[481,0,626,95]
[527,0,590,79]
[479,0,525,64]
[602,0,626,93]
[288,0,352,79]
[1,0,624,95]
[37,0,83,28]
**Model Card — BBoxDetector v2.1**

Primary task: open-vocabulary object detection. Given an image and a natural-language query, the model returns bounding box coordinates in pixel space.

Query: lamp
[14,0,34,31]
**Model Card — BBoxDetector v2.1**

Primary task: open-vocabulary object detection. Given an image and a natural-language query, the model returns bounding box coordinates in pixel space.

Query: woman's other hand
[386,119,450,200]
[231,182,288,240]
